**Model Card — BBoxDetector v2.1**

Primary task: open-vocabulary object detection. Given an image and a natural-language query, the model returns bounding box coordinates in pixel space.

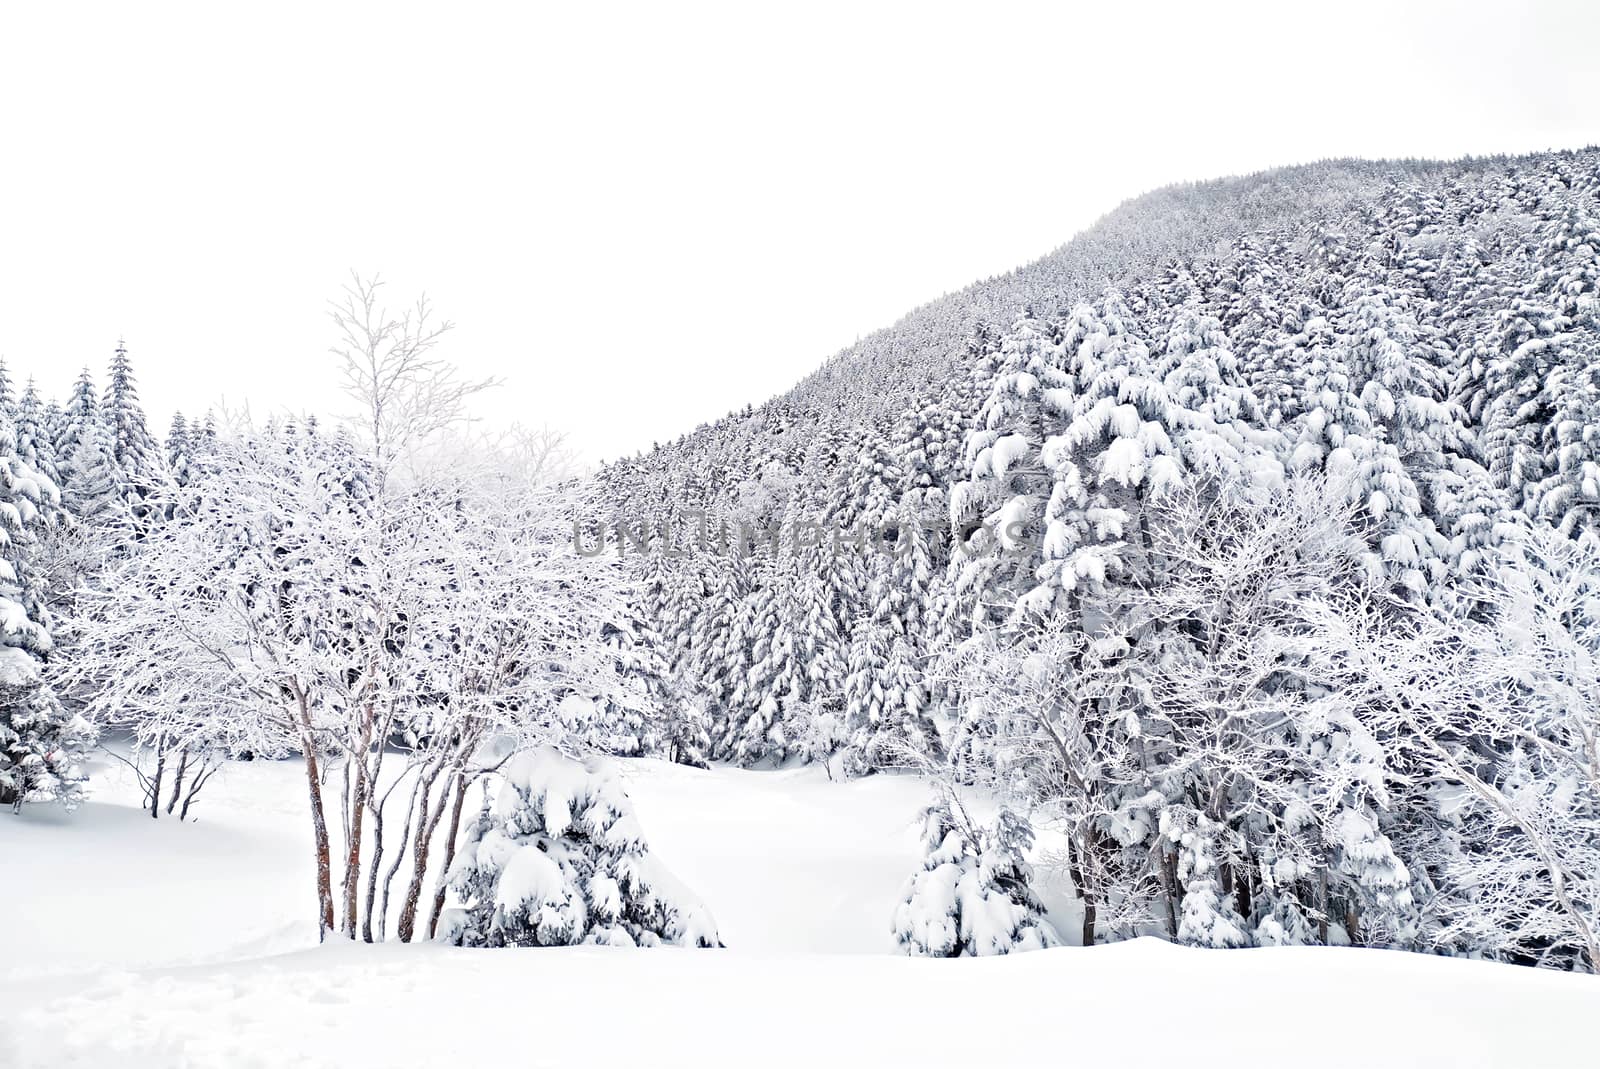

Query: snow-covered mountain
[596,147,1600,967]
[604,147,1600,760]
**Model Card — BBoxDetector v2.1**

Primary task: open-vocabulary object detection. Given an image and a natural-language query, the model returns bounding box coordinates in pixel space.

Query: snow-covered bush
[441,747,721,949]
[892,799,1059,956]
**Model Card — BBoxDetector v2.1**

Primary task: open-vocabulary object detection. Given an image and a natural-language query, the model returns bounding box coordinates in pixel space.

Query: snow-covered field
[2,751,1594,1069]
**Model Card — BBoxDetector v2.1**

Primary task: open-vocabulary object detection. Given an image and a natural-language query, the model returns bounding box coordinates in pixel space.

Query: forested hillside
[597,148,1600,967]
[6,149,1599,974]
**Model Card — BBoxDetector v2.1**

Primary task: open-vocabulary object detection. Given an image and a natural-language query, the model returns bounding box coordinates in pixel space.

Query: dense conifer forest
[595,148,1600,966]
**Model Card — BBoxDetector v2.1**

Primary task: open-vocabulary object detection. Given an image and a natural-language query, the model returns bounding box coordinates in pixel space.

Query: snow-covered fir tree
[0,411,91,809]
[440,747,721,948]
[0,359,15,421]
[13,380,58,486]
[101,341,164,508]
[892,797,1060,956]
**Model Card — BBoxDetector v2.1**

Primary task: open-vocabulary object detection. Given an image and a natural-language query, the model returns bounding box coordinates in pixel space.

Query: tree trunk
[378,779,423,943]
[1345,903,1363,947]
[424,771,471,940]
[362,797,386,943]
[1160,848,1180,938]
[148,741,166,819]
[1316,867,1330,945]
[294,688,336,941]
[165,748,189,816]
[1084,826,1103,947]
[339,688,384,939]
[359,704,404,942]
[302,747,336,940]
[342,756,371,938]
[180,761,216,822]
[1070,829,1098,947]
[396,766,451,942]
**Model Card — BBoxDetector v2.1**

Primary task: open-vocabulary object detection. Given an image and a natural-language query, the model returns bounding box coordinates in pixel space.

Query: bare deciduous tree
[329,271,496,478]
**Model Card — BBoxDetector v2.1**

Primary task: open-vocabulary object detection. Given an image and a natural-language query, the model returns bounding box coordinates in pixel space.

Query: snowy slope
[616,760,931,954]
[2,752,1595,1068]
[0,753,312,982]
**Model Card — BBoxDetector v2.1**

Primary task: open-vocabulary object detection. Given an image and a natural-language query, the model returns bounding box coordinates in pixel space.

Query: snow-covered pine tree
[634,557,712,768]
[1328,805,1419,949]
[13,380,58,486]
[825,433,943,772]
[688,552,748,739]
[52,367,129,533]
[892,798,1060,956]
[576,616,661,758]
[842,584,938,772]
[1162,808,1250,948]
[841,610,888,769]
[58,418,127,529]
[167,411,194,487]
[660,690,713,770]
[721,565,801,763]
[1253,876,1319,948]
[1287,316,1446,596]
[1435,456,1524,598]
[1528,361,1600,543]
[440,747,720,948]
[103,341,163,506]
[53,369,101,489]
[0,411,91,810]
[947,310,1067,635]
[1031,296,1171,617]
[791,563,846,735]
[1482,206,1600,539]
[0,358,15,421]
[1338,284,1469,473]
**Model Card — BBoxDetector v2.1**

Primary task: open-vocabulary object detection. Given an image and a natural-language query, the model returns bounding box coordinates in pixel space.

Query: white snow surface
[1,750,1595,1068]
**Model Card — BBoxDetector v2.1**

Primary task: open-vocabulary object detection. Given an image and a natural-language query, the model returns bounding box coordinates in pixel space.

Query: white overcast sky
[2,1,1596,463]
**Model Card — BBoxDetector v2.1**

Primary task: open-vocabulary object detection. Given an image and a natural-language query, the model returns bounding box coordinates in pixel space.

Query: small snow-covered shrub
[440,747,721,949]
[893,800,1059,956]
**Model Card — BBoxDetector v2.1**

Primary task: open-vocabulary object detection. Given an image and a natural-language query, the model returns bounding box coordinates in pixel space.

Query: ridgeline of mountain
[598,146,1600,767]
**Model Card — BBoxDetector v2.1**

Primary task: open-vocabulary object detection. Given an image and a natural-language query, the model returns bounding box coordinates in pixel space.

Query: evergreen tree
[1164,810,1250,948]
[440,748,720,948]
[60,418,127,528]
[13,380,57,486]
[0,358,14,420]
[581,615,663,758]
[1288,316,1445,596]
[947,310,1067,636]
[0,411,90,810]
[721,569,801,763]
[892,800,1060,956]
[55,369,97,457]
[167,411,194,487]
[103,341,162,504]
[54,367,127,516]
